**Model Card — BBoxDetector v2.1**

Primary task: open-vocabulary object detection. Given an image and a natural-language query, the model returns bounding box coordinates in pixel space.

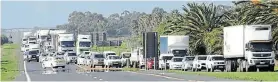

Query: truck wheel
[102,65,105,68]
[269,65,275,72]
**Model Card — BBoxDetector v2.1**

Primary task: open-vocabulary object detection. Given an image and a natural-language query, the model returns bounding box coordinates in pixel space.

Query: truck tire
[102,65,105,68]
[231,60,237,72]
[269,65,274,72]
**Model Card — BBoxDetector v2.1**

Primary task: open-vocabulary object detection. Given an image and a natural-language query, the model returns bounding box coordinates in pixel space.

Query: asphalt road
[14,47,236,81]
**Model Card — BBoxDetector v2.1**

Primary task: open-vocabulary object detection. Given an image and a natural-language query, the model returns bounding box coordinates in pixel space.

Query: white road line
[93,77,97,78]
[99,79,103,80]
[23,61,31,82]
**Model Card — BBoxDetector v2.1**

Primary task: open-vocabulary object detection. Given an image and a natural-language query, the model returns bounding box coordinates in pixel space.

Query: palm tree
[166,3,227,55]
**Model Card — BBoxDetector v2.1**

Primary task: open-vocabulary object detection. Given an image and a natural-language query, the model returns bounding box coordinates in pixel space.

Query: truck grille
[254,60,270,65]
[253,54,271,57]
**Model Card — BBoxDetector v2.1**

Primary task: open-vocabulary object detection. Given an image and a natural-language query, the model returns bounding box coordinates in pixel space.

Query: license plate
[219,66,223,68]
[260,62,265,64]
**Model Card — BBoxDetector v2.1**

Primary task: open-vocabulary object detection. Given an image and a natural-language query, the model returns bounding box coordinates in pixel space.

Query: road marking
[94,77,97,78]
[23,61,31,82]
[99,79,103,80]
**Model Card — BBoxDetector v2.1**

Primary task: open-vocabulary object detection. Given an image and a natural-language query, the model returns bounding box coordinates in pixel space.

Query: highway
[13,47,237,81]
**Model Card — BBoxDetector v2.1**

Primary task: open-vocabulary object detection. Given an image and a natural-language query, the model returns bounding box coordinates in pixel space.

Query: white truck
[76,34,92,55]
[27,36,37,44]
[22,32,32,44]
[223,25,275,72]
[34,30,49,44]
[130,47,145,68]
[52,33,75,52]
[159,35,189,69]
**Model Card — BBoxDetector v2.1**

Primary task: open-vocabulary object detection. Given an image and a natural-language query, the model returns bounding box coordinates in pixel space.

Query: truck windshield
[162,56,173,60]
[29,38,36,40]
[61,41,75,47]
[109,56,120,59]
[212,56,224,60]
[198,56,207,60]
[29,50,39,55]
[95,54,104,58]
[185,57,195,61]
[68,53,76,56]
[173,58,183,62]
[250,42,272,52]
[172,50,187,57]
[80,42,91,47]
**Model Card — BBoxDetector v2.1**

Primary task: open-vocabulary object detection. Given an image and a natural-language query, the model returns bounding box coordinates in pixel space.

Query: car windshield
[173,58,183,62]
[122,53,131,58]
[23,39,27,41]
[212,56,224,60]
[84,52,90,55]
[109,56,120,59]
[94,54,104,58]
[29,50,39,55]
[68,53,76,56]
[172,50,187,56]
[61,41,75,47]
[107,53,116,55]
[162,56,173,60]
[185,57,195,61]
[80,42,91,47]
[198,56,207,60]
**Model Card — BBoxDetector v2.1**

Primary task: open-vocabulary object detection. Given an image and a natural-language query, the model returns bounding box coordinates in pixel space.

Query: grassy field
[92,46,130,55]
[1,44,19,81]
[167,67,278,81]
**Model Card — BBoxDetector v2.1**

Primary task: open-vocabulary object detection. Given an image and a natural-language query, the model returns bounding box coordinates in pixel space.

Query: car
[84,55,92,66]
[64,51,77,64]
[90,53,105,68]
[146,58,159,69]
[205,55,225,72]
[25,50,40,62]
[54,52,65,58]
[169,57,183,70]
[39,53,48,63]
[192,55,208,72]
[103,51,116,58]
[181,56,195,71]
[104,55,122,68]
[120,52,131,67]
[77,54,86,65]
[42,56,66,69]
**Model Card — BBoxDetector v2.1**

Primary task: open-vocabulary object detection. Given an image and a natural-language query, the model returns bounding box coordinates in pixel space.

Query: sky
[1,1,233,29]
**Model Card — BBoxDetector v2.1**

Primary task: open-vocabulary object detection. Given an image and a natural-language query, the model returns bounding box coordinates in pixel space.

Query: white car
[205,55,225,72]
[90,53,105,68]
[181,56,195,71]
[169,57,183,70]
[42,57,66,69]
[64,52,77,64]
[77,55,86,65]
[192,55,207,72]
[39,53,48,63]
[104,55,122,68]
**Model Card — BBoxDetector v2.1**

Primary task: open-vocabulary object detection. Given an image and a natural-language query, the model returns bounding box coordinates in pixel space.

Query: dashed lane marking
[126,71,185,81]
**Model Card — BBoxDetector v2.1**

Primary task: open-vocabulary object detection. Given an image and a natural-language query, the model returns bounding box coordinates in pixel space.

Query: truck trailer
[223,25,275,72]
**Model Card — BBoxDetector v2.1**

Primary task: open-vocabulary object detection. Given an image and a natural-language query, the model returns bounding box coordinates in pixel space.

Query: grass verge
[122,67,140,72]
[167,69,278,81]
[1,44,19,81]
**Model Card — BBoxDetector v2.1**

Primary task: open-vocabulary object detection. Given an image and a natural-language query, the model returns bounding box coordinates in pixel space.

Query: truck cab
[22,38,28,44]
[130,47,145,68]
[158,54,174,69]
[28,36,37,44]
[120,52,131,67]
[76,34,92,55]
[56,33,75,52]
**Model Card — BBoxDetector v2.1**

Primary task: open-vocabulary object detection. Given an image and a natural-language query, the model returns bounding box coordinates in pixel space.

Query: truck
[52,33,75,52]
[159,35,189,69]
[34,30,49,44]
[45,29,66,52]
[76,34,92,55]
[22,32,32,44]
[223,25,275,72]
[130,47,145,69]
[27,36,37,44]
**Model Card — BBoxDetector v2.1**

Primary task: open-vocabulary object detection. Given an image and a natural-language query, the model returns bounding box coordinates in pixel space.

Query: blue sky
[1,1,233,29]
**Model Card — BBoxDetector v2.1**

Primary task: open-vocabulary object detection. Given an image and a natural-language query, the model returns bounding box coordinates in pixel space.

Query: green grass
[167,70,278,81]
[275,66,278,70]
[122,67,140,72]
[92,46,130,55]
[1,44,19,81]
